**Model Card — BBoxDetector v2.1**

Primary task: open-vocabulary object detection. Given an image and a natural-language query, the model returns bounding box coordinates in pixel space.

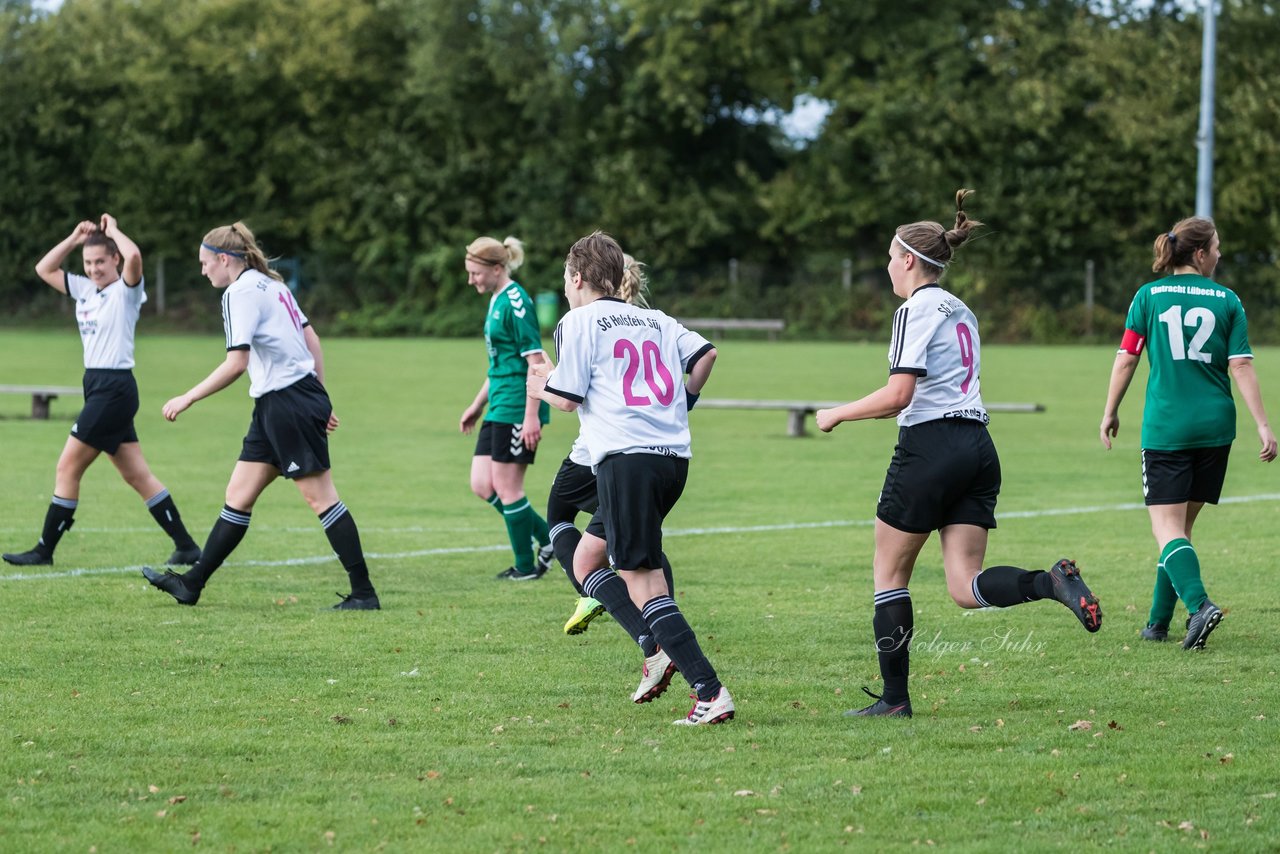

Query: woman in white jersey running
[554,256,669,629]
[3,215,200,568]
[543,254,682,703]
[816,191,1101,719]
[530,231,734,725]
[140,222,379,610]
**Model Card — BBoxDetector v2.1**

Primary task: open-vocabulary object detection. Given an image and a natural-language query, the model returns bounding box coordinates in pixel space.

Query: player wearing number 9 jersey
[140,221,380,611]
[817,191,1102,720]
[1101,216,1276,650]
[529,231,735,725]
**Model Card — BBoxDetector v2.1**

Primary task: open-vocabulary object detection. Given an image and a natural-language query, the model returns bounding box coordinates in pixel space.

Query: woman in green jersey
[1101,216,1276,649]
[460,235,555,580]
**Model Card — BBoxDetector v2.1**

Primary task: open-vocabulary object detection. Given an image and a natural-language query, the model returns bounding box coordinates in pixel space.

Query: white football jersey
[568,433,592,467]
[545,297,713,466]
[65,273,147,370]
[221,269,315,398]
[888,284,988,426]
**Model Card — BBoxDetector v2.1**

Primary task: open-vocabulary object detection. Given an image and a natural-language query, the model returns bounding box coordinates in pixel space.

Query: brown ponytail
[1152,216,1215,275]
[894,189,984,272]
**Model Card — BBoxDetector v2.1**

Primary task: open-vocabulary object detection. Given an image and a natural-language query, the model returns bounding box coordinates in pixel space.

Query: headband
[894,234,945,268]
[202,242,246,259]
[465,251,502,267]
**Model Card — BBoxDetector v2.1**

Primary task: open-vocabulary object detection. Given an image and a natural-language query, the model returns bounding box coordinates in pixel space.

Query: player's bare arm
[163,349,250,421]
[460,379,489,434]
[1229,358,1278,462]
[99,213,143,286]
[34,221,96,293]
[1100,351,1140,450]
[817,374,916,432]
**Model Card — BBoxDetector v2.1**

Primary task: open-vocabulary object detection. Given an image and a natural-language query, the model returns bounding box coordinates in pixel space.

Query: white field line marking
[5,493,1280,583]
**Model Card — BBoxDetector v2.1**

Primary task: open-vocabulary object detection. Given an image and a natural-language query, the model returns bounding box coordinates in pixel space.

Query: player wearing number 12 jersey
[141,221,380,611]
[817,191,1101,719]
[1101,216,1276,650]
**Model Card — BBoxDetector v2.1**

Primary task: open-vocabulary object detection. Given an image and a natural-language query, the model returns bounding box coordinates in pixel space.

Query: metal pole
[1084,259,1095,338]
[156,256,166,316]
[1195,0,1217,218]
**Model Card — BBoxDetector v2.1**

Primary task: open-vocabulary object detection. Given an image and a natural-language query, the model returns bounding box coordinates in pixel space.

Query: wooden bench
[0,384,83,419]
[679,318,786,341]
[697,398,1045,437]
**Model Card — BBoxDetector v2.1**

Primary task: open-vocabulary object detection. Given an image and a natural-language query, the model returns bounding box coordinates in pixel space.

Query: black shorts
[73,369,139,454]
[548,457,599,522]
[239,374,332,479]
[586,453,688,570]
[876,419,1001,534]
[474,420,538,465]
[1141,445,1231,505]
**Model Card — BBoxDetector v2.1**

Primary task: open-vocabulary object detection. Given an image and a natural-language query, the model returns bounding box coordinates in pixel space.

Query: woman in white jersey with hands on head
[3,215,201,568]
[529,231,734,726]
[816,191,1101,719]
[140,222,379,610]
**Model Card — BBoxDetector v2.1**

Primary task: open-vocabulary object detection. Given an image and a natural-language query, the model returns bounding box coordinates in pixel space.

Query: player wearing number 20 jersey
[532,231,733,725]
[546,298,712,465]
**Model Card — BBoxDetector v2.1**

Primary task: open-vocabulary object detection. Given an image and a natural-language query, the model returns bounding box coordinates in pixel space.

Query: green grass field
[1,329,1277,852]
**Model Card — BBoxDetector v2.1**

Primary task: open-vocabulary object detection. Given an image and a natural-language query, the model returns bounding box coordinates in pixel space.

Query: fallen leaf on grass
[331,715,351,725]
[1220,753,1234,764]
[1068,720,1093,732]
[167,795,186,805]
[1108,720,1122,730]
[733,790,755,797]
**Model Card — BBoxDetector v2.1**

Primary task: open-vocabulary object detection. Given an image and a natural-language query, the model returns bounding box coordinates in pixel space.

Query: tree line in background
[1,0,1277,340]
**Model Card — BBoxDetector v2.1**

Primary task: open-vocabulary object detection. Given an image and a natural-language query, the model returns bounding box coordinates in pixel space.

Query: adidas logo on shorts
[287,461,300,473]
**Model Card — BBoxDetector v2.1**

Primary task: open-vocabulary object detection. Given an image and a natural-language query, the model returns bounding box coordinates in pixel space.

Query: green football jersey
[483,281,550,425]
[1123,274,1252,450]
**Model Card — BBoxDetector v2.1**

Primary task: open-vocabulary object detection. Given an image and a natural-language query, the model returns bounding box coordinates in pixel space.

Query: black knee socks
[320,502,375,598]
[182,505,251,590]
[550,521,586,595]
[145,490,198,550]
[35,496,78,557]
[972,565,1053,608]
[642,594,720,701]
[873,588,913,704]
[582,567,659,656]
